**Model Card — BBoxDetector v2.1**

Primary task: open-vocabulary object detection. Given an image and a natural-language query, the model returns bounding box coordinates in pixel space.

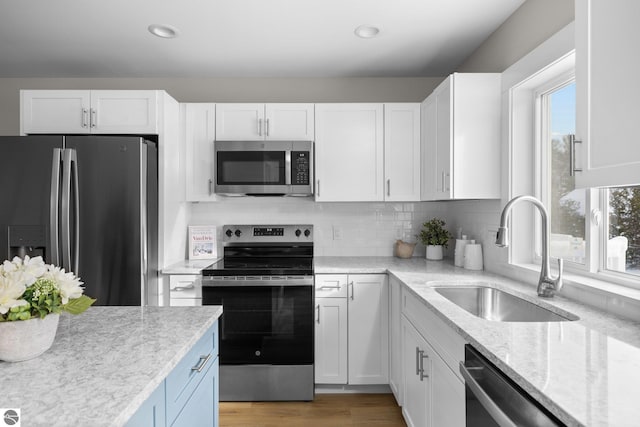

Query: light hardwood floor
[220,393,407,427]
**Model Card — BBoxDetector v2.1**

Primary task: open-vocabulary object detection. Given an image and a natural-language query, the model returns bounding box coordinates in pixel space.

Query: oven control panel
[223,225,313,242]
[254,227,284,236]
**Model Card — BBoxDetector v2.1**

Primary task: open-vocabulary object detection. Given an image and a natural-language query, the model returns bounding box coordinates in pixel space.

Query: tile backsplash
[190,197,448,257]
[189,197,640,321]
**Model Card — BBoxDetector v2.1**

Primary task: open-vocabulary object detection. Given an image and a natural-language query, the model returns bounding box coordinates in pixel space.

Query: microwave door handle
[285,151,292,185]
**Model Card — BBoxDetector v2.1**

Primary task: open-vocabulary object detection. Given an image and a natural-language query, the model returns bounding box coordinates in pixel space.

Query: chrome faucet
[496,195,564,298]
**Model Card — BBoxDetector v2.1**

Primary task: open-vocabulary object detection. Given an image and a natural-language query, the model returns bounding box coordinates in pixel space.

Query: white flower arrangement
[0,256,95,322]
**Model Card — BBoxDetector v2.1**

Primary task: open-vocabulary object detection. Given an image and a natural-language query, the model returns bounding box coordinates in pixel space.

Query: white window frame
[534,73,591,272]
[598,188,640,288]
[502,22,640,294]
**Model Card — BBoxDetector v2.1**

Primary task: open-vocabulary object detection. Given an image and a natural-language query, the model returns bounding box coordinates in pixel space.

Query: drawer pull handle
[318,285,341,290]
[173,283,195,291]
[191,353,212,373]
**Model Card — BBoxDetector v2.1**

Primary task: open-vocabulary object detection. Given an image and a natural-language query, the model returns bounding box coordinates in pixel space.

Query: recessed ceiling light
[354,25,380,39]
[148,24,180,39]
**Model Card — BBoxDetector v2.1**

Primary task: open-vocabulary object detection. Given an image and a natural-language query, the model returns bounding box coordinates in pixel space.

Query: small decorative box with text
[188,226,217,260]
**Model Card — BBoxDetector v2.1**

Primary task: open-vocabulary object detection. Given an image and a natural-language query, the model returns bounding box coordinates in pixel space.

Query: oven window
[203,285,313,365]
[217,151,285,185]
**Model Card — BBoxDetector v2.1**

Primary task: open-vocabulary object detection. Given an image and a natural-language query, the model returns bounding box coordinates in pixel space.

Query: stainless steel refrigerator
[0,135,158,306]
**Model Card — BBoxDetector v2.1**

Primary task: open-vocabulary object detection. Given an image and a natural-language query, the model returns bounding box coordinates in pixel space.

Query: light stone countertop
[161,259,220,275]
[1,306,223,427]
[315,256,640,427]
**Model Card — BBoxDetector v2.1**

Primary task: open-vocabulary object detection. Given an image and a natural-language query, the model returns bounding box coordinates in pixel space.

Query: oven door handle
[202,277,314,287]
[459,362,518,427]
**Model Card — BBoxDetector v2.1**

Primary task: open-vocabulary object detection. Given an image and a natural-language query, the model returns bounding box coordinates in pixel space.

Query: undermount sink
[433,285,578,322]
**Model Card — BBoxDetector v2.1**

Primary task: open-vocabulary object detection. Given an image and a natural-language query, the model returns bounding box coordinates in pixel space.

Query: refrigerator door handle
[50,148,63,266]
[61,148,79,273]
[70,149,80,274]
[140,143,148,306]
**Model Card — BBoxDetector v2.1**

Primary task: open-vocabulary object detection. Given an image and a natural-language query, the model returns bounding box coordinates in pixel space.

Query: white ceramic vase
[0,313,60,362]
[426,245,444,260]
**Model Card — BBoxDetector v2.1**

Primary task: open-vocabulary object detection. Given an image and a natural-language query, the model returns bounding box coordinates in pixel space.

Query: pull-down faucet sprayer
[496,195,564,298]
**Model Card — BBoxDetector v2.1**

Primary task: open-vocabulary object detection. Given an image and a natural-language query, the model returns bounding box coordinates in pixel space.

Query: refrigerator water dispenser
[8,225,46,259]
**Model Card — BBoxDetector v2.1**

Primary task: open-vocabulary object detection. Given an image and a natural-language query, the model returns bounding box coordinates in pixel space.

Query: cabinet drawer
[169,275,202,299]
[402,287,465,381]
[315,274,348,298]
[166,321,218,425]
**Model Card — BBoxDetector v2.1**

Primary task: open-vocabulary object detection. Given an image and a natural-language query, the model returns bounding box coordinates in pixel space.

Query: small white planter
[426,245,444,260]
[0,313,59,362]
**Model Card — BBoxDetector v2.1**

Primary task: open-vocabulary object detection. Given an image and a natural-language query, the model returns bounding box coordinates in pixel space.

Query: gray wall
[457,0,574,72]
[0,77,441,135]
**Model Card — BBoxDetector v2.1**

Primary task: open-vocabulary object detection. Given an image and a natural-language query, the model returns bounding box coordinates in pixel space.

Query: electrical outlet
[332,226,343,240]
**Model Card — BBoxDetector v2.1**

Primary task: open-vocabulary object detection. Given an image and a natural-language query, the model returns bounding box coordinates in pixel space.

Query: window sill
[504,263,640,322]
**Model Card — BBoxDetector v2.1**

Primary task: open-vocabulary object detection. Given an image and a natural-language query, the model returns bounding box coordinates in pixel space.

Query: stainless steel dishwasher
[460,345,566,427]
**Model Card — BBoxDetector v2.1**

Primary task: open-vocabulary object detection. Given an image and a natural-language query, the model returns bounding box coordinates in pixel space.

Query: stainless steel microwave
[214,140,313,196]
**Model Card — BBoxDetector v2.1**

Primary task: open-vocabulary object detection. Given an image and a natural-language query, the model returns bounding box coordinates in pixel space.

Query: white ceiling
[0,0,526,78]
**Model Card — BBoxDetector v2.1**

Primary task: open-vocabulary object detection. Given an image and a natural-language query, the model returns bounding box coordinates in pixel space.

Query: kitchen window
[535,73,640,288]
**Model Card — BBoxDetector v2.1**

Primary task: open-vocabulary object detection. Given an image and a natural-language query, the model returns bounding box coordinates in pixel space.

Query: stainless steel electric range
[201,224,314,401]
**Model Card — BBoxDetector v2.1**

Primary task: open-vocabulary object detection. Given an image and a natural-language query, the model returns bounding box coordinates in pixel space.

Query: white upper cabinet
[420,94,438,201]
[21,90,90,134]
[215,103,263,140]
[384,103,421,201]
[21,90,158,135]
[215,103,314,141]
[182,103,216,202]
[265,104,315,140]
[315,104,384,202]
[420,73,501,200]
[575,0,640,188]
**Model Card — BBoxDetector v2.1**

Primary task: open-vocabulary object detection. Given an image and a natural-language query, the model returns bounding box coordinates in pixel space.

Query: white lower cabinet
[388,276,403,404]
[400,286,465,427]
[402,316,431,427]
[348,274,389,384]
[315,297,348,384]
[314,274,388,385]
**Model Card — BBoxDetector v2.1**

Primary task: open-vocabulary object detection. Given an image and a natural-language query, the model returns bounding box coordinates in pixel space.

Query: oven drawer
[166,320,218,424]
[315,274,348,298]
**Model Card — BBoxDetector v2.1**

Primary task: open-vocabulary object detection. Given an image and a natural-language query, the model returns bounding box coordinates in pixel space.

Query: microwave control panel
[292,151,310,185]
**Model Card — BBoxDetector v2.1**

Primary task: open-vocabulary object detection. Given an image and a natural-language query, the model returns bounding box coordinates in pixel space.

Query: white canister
[454,236,471,267]
[463,243,484,270]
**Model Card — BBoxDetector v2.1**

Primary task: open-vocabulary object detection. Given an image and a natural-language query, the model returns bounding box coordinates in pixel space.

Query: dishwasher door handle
[459,362,518,427]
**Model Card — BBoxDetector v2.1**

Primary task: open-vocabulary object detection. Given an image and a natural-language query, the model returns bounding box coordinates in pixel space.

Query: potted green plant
[418,218,452,260]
